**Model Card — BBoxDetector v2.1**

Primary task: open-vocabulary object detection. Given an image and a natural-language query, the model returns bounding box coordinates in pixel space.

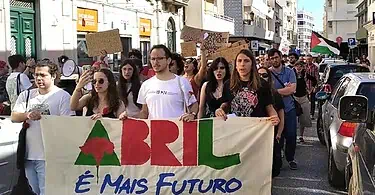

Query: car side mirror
[316,91,329,100]
[339,95,368,123]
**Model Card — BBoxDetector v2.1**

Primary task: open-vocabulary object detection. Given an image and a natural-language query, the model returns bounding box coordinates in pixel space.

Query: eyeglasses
[150,57,166,62]
[92,78,105,85]
[259,73,269,78]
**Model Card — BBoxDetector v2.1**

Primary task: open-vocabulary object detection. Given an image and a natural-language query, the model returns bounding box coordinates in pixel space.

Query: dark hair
[282,54,288,58]
[58,55,69,65]
[185,57,199,75]
[230,49,262,92]
[268,48,282,58]
[257,67,277,103]
[35,59,59,77]
[89,69,121,115]
[118,59,142,109]
[150,44,172,59]
[294,60,306,67]
[170,53,184,75]
[8,54,26,70]
[128,49,142,60]
[131,58,144,73]
[206,57,230,96]
[306,54,313,58]
[288,53,299,60]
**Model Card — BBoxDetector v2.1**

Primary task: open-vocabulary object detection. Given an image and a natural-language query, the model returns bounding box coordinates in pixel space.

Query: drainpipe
[155,0,160,44]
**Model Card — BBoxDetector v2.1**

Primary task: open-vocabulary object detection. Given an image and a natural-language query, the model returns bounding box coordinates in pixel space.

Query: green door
[10,2,36,58]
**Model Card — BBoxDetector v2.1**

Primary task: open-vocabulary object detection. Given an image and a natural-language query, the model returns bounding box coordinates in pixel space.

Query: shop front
[139,18,152,64]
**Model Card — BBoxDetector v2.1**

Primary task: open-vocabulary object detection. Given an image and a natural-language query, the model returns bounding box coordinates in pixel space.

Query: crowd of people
[0,44,326,195]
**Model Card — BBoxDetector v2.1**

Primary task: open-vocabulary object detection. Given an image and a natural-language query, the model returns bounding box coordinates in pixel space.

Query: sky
[297,0,325,32]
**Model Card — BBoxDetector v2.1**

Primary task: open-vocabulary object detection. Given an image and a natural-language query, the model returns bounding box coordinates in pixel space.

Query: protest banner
[180,26,206,43]
[181,42,197,57]
[41,116,274,195]
[86,29,123,57]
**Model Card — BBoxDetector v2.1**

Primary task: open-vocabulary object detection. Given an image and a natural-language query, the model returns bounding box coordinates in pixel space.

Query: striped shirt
[305,63,319,92]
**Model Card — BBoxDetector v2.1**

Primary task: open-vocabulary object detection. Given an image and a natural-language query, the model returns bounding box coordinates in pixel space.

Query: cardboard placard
[180,26,206,43]
[181,42,197,57]
[85,29,123,57]
[211,43,249,62]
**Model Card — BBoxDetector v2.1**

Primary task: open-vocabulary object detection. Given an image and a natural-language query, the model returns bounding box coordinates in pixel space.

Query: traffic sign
[348,38,356,46]
[251,40,259,51]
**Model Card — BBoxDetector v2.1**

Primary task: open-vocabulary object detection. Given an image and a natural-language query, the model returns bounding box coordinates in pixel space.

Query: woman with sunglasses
[169,53,184,76]
[183,50,207,98]
[118,59,142,118]
[258,66,285,178]
[215,49,279,126]
[70,69,125,120]
[198,57,230,119]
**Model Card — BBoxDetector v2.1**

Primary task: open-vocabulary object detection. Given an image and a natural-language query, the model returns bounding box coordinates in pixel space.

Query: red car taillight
[338,122,357,137]
[323,84,332,93]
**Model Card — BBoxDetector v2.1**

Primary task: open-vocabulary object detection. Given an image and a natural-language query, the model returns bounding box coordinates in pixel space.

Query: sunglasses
[214,66,225,70]
[92,78,105,85]
[259,73,269,78]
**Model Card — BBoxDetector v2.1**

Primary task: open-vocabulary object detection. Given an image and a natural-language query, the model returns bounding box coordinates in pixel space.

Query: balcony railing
[205,10,234,22]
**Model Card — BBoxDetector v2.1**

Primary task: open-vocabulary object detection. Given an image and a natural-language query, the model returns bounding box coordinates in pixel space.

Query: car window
[323,67,330,83]
[319,64,327,73]
[332,78,351,108]
[328,77,345,103]
[357,83,375,110]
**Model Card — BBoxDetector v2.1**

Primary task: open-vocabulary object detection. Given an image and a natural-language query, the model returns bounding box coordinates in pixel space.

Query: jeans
[280,109,297,162]
[25,160,45,195]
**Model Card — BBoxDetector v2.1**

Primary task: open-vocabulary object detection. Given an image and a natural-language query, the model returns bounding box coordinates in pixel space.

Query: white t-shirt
[6,72,32,111]
[13,86,75,160]
[137,75,197,119]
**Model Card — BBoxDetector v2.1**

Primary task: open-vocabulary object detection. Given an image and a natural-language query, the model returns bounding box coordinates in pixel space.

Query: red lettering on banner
[183,121,198,166]
[151,120,182,166]
[121,119,150,165]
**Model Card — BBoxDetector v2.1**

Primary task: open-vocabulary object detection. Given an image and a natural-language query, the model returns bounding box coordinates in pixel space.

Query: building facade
[185,0,235,35]
[364,0,375,70]
[355,0,368,57]
[0,0,187,69]
[297,10,314,54]
[325,0,358,42]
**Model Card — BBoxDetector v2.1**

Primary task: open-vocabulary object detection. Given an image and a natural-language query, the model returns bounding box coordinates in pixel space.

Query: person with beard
[287,53,299,68]
[269,48,298,170]
[120,45,198,121]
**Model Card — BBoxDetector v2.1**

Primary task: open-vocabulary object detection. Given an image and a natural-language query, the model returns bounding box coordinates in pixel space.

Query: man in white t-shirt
[6,54,33,111]
[121,45,198,121]
[11,60,74,195]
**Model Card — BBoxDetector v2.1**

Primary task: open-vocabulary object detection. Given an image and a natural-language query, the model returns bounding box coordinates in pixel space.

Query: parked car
[0,117,21,194]
[318,59,345,81]
[340,84,375,194]
[316,73,375,188]
[316,64,370,145]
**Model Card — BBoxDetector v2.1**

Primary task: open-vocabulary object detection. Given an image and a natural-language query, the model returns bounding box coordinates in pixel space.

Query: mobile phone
[82,65,93,91]
[82,65,92,72]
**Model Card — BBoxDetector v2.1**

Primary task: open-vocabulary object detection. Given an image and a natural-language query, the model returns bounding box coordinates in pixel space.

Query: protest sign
[41,116,274,195]
[180,26,206,43]
[181,42,197,57]
[85,29,123,57]
[211,42,249,63]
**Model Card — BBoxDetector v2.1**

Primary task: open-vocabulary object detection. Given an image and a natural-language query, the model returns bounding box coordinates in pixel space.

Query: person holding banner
[11,60,74,195]
[120,44,198,121]
[70,69,125,119]
[118,59,142,118]
[198,57,230,118]
[215,49,280,126]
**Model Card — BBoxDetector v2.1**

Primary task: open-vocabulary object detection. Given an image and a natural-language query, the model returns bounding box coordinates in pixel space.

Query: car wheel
[328,147,345,188]
[317,116,326,146]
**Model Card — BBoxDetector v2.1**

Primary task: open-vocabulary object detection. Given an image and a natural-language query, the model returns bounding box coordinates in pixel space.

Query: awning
[258,42,271,49]
[356,27,368,40]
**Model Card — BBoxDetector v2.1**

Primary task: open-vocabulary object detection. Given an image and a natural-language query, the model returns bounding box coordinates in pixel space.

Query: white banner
[41,116,274,195]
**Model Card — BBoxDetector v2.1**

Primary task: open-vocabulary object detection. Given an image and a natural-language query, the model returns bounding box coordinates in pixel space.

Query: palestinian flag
[311,31,340,55]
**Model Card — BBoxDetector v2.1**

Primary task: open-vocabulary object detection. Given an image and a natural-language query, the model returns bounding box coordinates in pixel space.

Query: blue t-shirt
[271,66,296,113]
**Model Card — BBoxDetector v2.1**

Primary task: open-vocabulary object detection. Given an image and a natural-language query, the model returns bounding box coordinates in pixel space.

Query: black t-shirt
[223,79,273,117]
